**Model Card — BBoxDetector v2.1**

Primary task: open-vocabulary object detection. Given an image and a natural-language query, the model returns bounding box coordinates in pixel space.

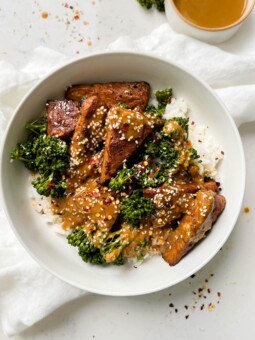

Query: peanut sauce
[174,0,247,29]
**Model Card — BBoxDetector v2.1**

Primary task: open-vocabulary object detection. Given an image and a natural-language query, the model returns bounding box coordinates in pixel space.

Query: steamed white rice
[164,98,223,178]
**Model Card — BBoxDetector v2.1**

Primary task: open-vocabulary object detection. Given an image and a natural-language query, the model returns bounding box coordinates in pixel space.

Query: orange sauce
[173,0,247,28]
[41,12,49,19]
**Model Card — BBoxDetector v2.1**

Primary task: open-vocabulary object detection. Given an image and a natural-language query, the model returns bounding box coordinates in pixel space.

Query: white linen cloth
[0,23,255,337]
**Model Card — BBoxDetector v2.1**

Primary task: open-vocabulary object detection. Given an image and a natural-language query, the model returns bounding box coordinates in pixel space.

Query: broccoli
[32,172,66,198]
[11,133,68,174]
[10,138,37,172]
[144,104,165,117]
[109,165,135,190]
[136,0,165,12]
[100,231,128,264]
[142,133,179,169]
[67,228,106,265]
[120,190,155,227]
[137,166,168,188]
[155,88,172,110]
[189,147,202,162]
[144,88,173,116]
[174,117,189,138]
[67,227,124,265]
[11,119,69,198]
[25,117,47,135]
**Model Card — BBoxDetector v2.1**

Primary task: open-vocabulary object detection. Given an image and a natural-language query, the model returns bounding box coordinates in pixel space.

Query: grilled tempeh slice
[65,81,150,111]
[211,194,226,223]
[69,96,107,167]
[100,106,152,183]
[161,189,223,266]
[47,100,80,139]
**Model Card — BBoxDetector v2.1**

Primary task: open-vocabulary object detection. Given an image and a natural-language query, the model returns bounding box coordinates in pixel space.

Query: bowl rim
[0,51,246,296]
[168,0,255,32]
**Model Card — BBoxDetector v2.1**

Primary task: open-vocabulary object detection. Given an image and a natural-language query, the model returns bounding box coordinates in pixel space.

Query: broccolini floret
[25,117,47,135]
[120,190,155,227]
[174,117,189,138]
[11,119,69,198]
[11,132,68,174]
[155,88,172,110]
[189,147,201,162]
[67,228,106,265]
[100,230,129,264]
[142,133,179,169]
[32,172,67,198]
[136,0,165,12]
[137,166,168,188]
[109,165,135,190]
[144,104,165,118]
[67,228,124,265]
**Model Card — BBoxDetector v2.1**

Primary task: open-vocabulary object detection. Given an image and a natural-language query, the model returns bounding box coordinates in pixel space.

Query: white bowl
[0,52,245,296]
[165,0,255,44]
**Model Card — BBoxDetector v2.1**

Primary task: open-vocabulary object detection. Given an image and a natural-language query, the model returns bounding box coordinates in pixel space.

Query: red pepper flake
[47,182,56,187]
[121,123,129,133]
[217,292,221,297]
[74,15,80,20]
[205,279,208,283]
[198,288,203,293]
[207,288,211,294]
[200,304,205,310]
[169,303,174,307]
[198,139,202,143]
[87,192,100,198]
[191,121,195,125]
[64,3,69,8]
[221,150,224,155]
[185,315,189,319]
[103,197,113,205]
[88,159,99,166]
[149,171,155,179]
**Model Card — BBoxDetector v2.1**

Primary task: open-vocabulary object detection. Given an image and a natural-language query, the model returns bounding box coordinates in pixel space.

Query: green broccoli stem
[25,117,47,135]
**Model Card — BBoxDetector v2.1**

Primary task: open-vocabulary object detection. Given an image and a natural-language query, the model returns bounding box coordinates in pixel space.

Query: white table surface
[0,1,255,339]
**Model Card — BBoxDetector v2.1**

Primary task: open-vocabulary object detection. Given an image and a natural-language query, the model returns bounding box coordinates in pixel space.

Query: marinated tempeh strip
[65,81,150,111]
[100,106,152,183]
[161,190,217,266]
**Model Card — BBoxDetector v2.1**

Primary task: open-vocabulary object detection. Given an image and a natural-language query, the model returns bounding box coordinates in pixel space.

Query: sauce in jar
[173,0,247,29]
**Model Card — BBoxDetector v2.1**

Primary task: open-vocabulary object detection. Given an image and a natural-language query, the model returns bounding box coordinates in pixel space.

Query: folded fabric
[0,23,254,337]
[108,23,255,127]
